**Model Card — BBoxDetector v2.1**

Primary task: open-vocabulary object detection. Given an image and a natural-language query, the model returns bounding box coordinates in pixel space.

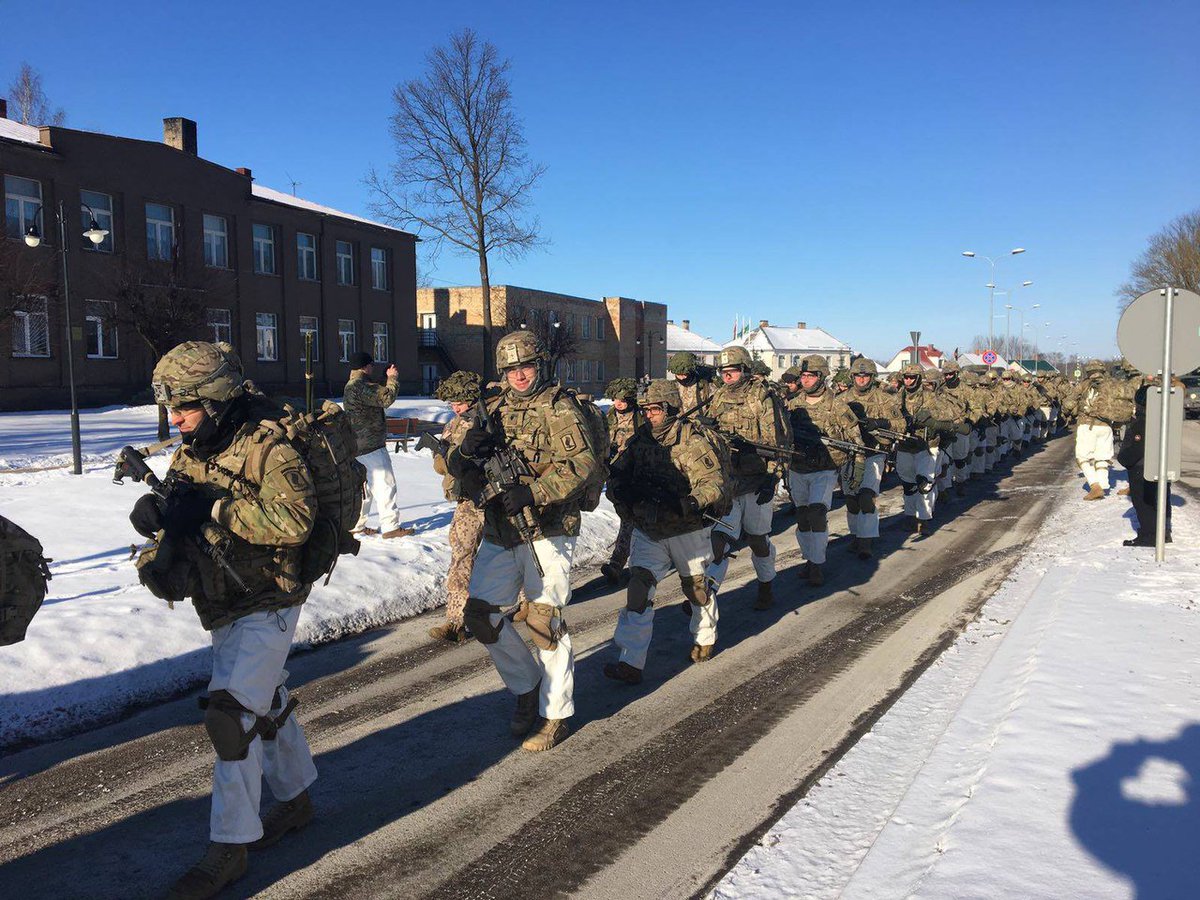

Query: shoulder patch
[700,454,716,470]
[281,467,310,492]
[560,431,579,452]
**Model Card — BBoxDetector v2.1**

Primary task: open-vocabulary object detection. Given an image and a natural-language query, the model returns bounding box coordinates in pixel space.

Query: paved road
[0,435,1078,900]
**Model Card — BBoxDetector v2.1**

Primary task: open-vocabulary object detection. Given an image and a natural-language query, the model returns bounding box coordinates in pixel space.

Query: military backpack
[558,388,612,512]
[0,515,52,646]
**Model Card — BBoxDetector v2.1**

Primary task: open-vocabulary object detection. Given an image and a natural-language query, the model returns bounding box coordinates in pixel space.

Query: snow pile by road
[714,475,1200,900]
[0,401,618,751]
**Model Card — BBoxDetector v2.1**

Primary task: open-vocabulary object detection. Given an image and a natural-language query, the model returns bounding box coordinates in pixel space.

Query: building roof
[0,117,41,146]
[1015,359,1059,373]
[957,351,1010,369]
[884,344,943,370]
[665,322,723,354]
[724,324,851,353]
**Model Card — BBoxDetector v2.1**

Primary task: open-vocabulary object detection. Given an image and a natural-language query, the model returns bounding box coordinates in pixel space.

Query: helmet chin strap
[804,377,826,396]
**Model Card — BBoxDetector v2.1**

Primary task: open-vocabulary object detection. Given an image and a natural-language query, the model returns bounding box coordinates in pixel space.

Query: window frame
[84,299,119,359]
[338,318,357,362]
[297,232,319,281]
[252,223,277,275]
[596,316,605,340]
[202,213,230,269]
[581,316,591,340]
[336,240,355,286]
[207,307,232,344]
[300,315,320,363]
[11,294,50,358]
[4,175,42,241]
[144,202,175,262]
[595,360,605,382]
[256,312,279,362]
[372,321,389,362]
[79,189,115,253]
[370,246,389,291]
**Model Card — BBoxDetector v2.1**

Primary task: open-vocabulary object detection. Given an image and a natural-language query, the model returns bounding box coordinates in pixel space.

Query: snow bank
[0,402,617,751]
[713,474,1200,899]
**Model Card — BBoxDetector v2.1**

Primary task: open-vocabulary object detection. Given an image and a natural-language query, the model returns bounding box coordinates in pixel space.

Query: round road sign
[1117,288,1200,374]
[982,350,998,366]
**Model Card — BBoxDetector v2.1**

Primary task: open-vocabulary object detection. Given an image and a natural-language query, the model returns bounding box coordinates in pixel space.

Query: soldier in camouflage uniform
[428,371,486,643]
[995,370,1027,460]
[703,346,790,611]
[840,357,905,558]
[669,351,718,413]
[129,342,319,900]
[939,361,978,496]
[343,351,413,538]
[896,363,960,534]
[601,378,644,585]
[447,331,600,752]
[1064,359,1135,500]
[603,380,730,679]
[978,369,1003,470]
[780,356,863,586]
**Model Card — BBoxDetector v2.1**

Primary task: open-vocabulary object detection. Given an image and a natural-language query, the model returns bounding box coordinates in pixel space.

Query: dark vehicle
[1183,375,1200,419]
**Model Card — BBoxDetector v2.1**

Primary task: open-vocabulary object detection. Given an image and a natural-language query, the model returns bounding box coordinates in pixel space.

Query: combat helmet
[849,357,878,376]
[435,370,482,404]
[717,345,753,370]
[605,377,638,401]
[900,362,924,388]
[1083,358,1106,377]
[643,379,682,410]
[495,330,547,373]
[151,341,245,408]
[668,351,699,376]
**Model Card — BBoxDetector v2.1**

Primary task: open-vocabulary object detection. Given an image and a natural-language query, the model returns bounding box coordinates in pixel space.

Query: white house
[723,320,853,379]
[882,344,945,372]
[957,351,1010,370]
[665,320,724,366]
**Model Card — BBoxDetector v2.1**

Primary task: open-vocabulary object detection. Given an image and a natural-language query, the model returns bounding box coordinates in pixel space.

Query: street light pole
[962,248,1025,349]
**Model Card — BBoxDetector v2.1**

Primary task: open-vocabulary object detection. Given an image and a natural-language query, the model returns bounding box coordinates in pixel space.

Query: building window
[84,300,118,358]
[336,240,355,286]
[207,308,231,344]
[338,318,356,361]
[792,355,801,366]
[256,312,278,361]
[580,359,590,382]
[582,316,591,340]
[201,214,229,268]
[778,355,786,368]
[4,175,41,241]
[295,233,318,280]
[596,316,605,340]
[596,359,604,382]
[11,295,49,357]
[252,223,276,275]
[373,321,389,362]
[80,190,114,253]
[565,360,575,383]
[370,247,389,290]
[300,316,319,363]
[145,203,175,261]
[567,313,575,335]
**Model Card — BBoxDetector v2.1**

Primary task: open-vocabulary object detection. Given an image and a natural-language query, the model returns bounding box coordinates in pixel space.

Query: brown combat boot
[521,717,569,752]
[351,526,378,536]
[249,790,314,850]
[167,842,247,900]
[807,563,824,587]
[510,682,540,737]
[1083,483,1105,501]
[603,661,643,685]
[1117,486,1131,496]
[428,621,467,643]
[382,526,416,538]
[857,538,874,560]
[690,643,714,663]
[913,521,926,538]
[754,580,773,610]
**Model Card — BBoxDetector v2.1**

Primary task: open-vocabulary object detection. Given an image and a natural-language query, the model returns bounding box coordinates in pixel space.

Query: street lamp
[20,201,107,475]
[635,330,665,379]
[962,248,1026,348]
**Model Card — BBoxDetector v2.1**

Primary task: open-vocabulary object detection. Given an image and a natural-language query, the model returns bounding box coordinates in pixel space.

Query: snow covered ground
[0,400,619,750]
[713,473,1199,899]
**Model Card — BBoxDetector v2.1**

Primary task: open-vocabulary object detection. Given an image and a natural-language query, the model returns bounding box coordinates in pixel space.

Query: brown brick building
[1,106,418,410]
[416,285,667,394]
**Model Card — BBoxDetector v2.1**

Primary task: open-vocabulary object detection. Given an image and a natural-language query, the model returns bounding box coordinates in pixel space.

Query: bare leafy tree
[968,333,1037,362]
[368,28,545,375]
[6,62,66,126]
[0,240,57,319]
[1117,208,1200,310]
[513,310,580,375]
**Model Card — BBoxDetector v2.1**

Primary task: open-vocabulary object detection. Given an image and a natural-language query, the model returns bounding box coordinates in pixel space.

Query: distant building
[723,320,852,380]
[957,351,1009,370]
[882,344,945,372]
[415,285,666,394]
[665,319,723,366]
[0,105,418,409]
[1014,359,1061,375]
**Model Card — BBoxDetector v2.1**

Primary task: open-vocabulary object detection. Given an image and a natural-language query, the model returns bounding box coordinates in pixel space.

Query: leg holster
[464,596,504,644]
[200,688,298,762]
[680,573,711,607]
[626,566,657,614]
[856,489,876,514]
[525,601,565,652]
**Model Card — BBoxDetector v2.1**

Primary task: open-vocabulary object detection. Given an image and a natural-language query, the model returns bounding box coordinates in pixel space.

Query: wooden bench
[385,417,443,453]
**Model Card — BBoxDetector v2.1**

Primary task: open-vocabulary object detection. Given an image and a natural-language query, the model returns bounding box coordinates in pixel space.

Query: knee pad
[626,566,657,614]
[793,505,811,531]
[973,447,985,457]
[844,494,861,515]
[680,573,711,607]
[746,533,771,557]
[464,596,504,644]
[525,601,565,652]
[917,476,934,494]
[857,490,876,514]
[807,503,828,533]
[954,459,967,469]
[902,483,917,496]
[203,690,254,762]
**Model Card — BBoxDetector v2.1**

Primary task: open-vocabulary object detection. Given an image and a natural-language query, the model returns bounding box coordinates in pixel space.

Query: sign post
[909,331,921,366]
[982,349,998,367]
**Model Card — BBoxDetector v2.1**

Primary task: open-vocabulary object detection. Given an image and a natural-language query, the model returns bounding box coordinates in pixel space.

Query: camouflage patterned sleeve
[215,442,316,547]
[360,375,400,408]
[682,432,727,510]
[529,398,600,507]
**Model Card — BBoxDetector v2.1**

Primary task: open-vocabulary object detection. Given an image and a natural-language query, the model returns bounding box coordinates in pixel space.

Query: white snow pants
[354,446,401,532]
[985,424,999,470]
[468,535,576,720]
[895,448,937,521]
[614,527,715,669]
[1001,416,1023,453]
[969,429,986,477]
[1075,423,1114,489]
[1036,406,1051,439]
[841,453,885,539]
[707,491,776,593]
[787,469,838,564]
[947,433,970,484]
[208,606,317,844]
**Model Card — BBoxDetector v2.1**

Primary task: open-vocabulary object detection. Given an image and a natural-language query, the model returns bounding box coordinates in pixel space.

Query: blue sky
[4,0,1197,360]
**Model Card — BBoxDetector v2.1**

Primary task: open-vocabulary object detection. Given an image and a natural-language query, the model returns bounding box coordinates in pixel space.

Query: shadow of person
[1069,723,1200,899]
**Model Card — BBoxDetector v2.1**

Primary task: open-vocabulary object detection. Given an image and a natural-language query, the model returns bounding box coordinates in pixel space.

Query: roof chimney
[759,319,769,329]
[681,319,690,331]
[797,321,806,329]
[0,99,7,119]
[163,117,197,155]
[236,167,253,180]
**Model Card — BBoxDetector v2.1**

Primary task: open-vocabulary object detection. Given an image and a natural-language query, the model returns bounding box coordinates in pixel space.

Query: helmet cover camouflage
[435,370,482,404]
[643,379,682,409]
[900,362,924,378]
[849,357,878,375]
[799,354,829,377]
[941,359,960,373]
[667,351,700,375]
[495,330,547,373]
[605,377,638,401]
[1084,358,1106,375]
[151,341,245,406]
[718,345,753,370]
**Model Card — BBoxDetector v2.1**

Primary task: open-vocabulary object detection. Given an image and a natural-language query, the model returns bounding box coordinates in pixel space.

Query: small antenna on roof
[285,172,301,196]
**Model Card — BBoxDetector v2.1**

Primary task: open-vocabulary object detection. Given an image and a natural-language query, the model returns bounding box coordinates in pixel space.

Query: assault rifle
[851,416,909,444]
[471,397,544,577]
[621,472,723,527]
[113,446,250,595]
[414,430,449,457]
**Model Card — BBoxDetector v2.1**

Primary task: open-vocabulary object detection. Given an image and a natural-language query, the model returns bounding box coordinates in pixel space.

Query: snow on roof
[724,324,850,353]
[250,183,408,234]
[665,322,723,354]
[0,117,42,146]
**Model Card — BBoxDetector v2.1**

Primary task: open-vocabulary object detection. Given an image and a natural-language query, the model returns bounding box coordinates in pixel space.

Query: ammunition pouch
[525,601,565,652]
[464,596,504,644]
[626,567,656,614]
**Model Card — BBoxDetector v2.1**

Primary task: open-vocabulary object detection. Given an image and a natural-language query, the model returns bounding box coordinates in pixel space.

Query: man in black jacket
[1117,378,1173,547]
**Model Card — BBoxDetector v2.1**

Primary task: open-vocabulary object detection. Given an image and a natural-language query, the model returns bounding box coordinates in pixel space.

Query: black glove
[160,488,213,538]
[755,475,778,505]
[729,434,752,451]
[868,417,892,431]
[130,493,165,538]
[500,483,535,517]
[697,415,718,428]
[677,494,701,516]
[913,408,933,426]
[460,425,495,458]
